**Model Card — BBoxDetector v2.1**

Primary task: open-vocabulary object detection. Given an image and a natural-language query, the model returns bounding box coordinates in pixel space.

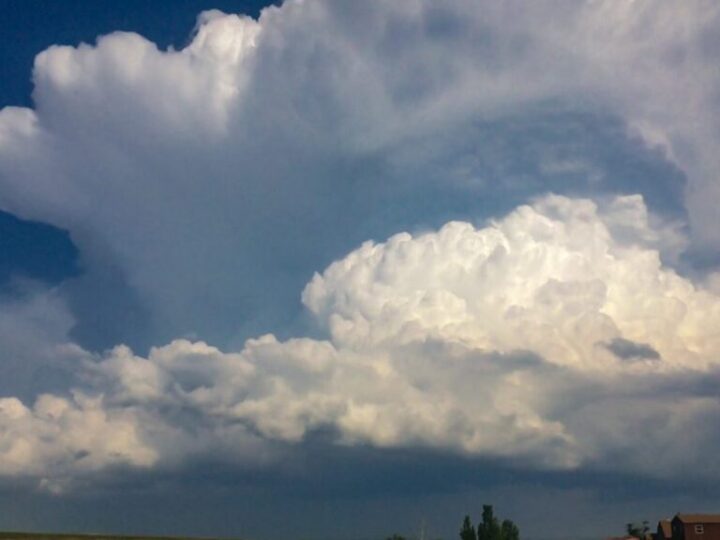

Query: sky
[1,1,720,539]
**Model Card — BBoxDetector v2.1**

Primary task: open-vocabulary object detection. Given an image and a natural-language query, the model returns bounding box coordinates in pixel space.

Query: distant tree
[626,521,650,539]
[474,505,519,540]
[477,505,501,540]
[460,515,477,540]
[386,535,406,540]
[500,519,519,540]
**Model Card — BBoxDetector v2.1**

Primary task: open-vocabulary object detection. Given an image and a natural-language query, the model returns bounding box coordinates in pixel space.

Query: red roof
[676,514,720,524]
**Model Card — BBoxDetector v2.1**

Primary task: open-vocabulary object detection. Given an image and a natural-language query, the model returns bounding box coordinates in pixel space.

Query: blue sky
[1,2,720,540]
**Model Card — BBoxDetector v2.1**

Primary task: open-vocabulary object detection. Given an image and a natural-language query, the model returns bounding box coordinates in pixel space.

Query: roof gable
[658,519,672,537]
[676,514,720,524]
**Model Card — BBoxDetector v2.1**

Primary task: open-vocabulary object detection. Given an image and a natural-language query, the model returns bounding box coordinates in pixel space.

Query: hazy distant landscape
[0,533,238,540]
[0,534,602,540]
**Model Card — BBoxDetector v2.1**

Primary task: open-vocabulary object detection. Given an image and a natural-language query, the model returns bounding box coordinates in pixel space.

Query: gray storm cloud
[3,195,720,492]
[0,0,720,493]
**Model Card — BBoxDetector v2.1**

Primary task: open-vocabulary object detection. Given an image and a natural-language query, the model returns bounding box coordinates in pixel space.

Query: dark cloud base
[3,445,720,540]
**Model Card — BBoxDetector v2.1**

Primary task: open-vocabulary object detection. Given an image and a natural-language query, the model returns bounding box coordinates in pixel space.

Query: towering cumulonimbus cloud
[0,0,717,352]
[1,0,720,503]
[3,195,720,493]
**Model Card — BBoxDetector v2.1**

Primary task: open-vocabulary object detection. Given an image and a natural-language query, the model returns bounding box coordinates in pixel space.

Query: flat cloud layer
[3,195,720,492]
[0,0,720,501]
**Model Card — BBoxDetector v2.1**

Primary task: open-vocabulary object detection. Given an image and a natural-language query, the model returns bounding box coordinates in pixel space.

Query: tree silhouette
[460,515,477,540]
[478,505,501,540]
[473,505,519,540]
[501,519,519,540]
[626,521,650,539]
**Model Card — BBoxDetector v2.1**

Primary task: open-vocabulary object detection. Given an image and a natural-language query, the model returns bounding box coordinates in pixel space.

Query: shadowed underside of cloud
[0,0,719,503]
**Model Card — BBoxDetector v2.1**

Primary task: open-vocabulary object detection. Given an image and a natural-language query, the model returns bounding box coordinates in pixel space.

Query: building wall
[671,518,720,540]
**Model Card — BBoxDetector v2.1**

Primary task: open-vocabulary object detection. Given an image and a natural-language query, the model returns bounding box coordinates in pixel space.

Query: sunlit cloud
[0,3,719,522]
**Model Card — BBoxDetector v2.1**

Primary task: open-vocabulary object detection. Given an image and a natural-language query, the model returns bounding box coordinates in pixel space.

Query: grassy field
[0,533,239,540]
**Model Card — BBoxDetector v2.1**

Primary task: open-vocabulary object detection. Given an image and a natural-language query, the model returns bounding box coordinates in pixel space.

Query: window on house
[695,524,704,534]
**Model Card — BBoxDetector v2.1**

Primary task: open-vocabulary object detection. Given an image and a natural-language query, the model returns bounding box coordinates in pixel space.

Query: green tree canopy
[501,519,519,540]
[626,521,650,539]
[477,505,501,540]
[460,515,477,540]
[473,504,519,540]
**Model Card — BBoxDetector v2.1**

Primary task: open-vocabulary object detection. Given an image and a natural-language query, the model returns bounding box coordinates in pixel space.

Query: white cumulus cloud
[303,194,717,371]
[3,195,720,490]
[0,0,718,353]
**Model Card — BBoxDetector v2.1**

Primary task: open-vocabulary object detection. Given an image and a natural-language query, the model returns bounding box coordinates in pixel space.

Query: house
[654,514,720,540]
[656,519,672,540]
